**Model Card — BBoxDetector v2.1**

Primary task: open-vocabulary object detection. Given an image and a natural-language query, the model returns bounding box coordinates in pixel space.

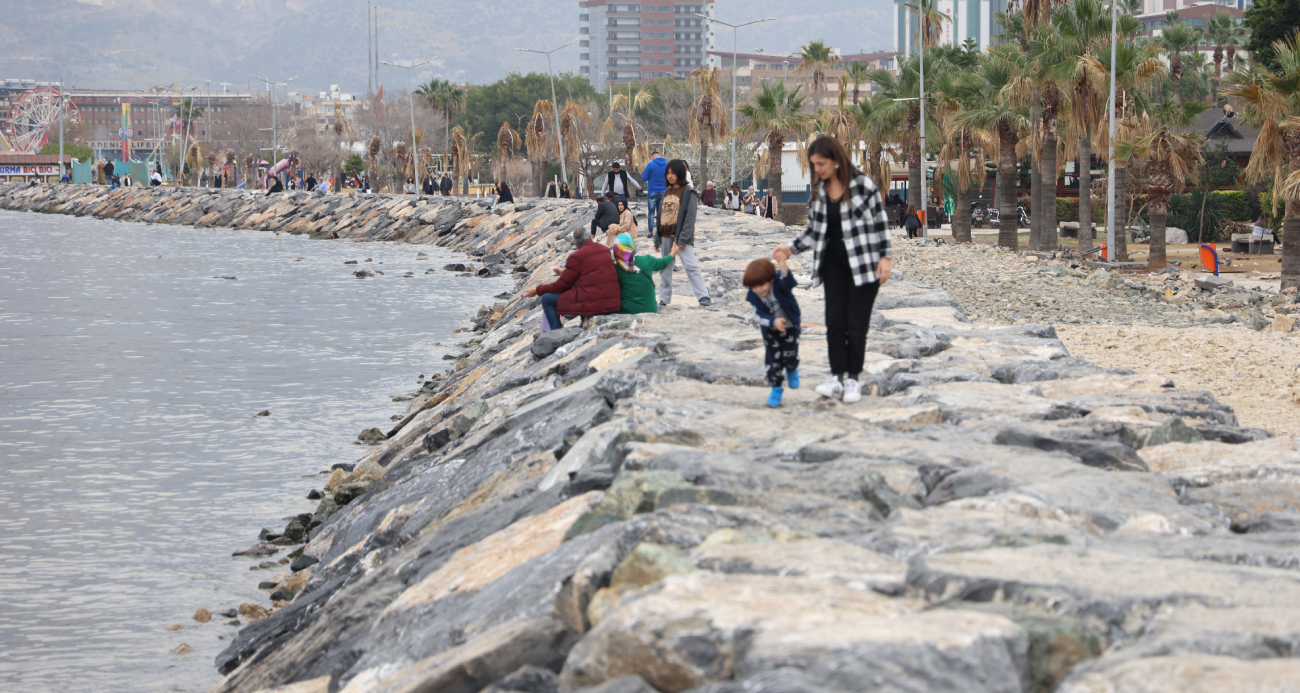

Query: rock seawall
[6,183,1300,693]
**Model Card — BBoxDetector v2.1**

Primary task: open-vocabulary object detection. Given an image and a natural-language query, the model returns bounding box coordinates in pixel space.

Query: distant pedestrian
[266,176,284,195]
[150,169,163,187]
[306,174,318,191]
[725,183,742,211]
[701,181,716,208]
[656,159,711,307]
[903,204,922,239]
[760,188,779,220]
[545,180,559,198]
[122,173,133,187]
[642,150,667,238]
[560,182,572,199]
[591,195,620,239]
[600,162,640,204]
[1253,216,1279,246]
[440,173,453,196]
[103,160,115,185]
[422,173,435,195]
[743,186,760,214]
[403,177,416,194]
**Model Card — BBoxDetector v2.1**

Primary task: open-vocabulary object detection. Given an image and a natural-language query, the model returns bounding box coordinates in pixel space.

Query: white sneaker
[815,376,843,399]
[842,378,862,403]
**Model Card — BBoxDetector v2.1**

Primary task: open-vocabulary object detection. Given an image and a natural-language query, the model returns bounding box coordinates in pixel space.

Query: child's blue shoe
[767,386,784,408]
[787,368,800,389]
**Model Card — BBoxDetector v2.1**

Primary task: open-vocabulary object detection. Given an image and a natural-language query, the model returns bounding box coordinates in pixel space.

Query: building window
[644,72,656,79]
[644,31,655,38]
[645,58,656,64]
[659,32,670,38]
[643,18,653,24]
[659,18,671,24]
[659,5,671,10]
[659,58,670,64]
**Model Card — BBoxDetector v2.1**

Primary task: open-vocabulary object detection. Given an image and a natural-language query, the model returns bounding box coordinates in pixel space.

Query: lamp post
[513,39,577,186]
[379,59,435,191]
[253,74,298,168]
[783,60,789,87]
[205,79,212,143]
[1105,0,1119,260]
[58,76,65,182]
[697,13,775,185]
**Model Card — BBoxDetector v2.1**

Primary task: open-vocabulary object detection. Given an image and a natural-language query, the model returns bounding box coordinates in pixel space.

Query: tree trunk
[1213,48,1223,103]
[1113,164,1129,261]
[954,172,972,243]
[1172,54,1184,101]
[998,125,1019,249]
[1148,198,1168,270]
[1283,135,1300,291]
[1029,97,1042,249]
[1078,133,1093,253]
[769,132,784,203]
[908,136,922,220]
[532,160,545,197]
[1227,45,1237,73]
[1040,100,1059,251]
[700,129,710,190]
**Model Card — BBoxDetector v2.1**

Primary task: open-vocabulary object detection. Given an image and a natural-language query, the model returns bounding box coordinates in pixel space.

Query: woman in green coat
[607,231,679,313]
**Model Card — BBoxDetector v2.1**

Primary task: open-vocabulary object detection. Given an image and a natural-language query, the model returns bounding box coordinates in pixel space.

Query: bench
[1230,233,1273,255]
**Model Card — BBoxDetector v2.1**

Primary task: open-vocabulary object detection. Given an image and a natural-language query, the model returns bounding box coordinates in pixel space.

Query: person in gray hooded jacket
[655,159,711,306]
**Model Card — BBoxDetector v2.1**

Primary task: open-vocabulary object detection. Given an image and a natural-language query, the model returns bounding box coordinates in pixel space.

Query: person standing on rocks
[600,162,640,205]
[774,136,891,404]
[657,159,711,307]
[422,172,436,195]
[441,173,453,196]
[744,256,802,408]
[524,225,621,330]
[903,204,923,239]
[642,150,667,238]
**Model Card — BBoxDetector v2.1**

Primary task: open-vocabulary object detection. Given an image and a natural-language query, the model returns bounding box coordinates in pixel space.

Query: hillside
[4,0,893,91]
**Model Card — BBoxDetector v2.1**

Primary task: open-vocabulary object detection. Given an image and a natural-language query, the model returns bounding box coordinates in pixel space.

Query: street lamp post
[253,74,298,172]
[1105,0,1119,260]
[697,13,774,185]
[379,59,435,192]
[514,39,577,187]
[58,77,65,183]
[783,60,789,87]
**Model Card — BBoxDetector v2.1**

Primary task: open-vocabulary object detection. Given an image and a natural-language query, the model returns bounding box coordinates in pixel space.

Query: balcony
[579,40,589,47]
[609,44,642,53]
[608,18,641,26]
[608,31,641,40]
[580,53,590,60]
[610,57,642,66]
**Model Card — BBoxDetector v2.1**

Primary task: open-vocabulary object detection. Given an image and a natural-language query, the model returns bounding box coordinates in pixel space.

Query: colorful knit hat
[613,233,639,274]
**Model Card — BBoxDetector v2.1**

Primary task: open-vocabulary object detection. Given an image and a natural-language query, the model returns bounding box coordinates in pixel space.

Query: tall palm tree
[1083,39,1166,261]
[1204,10,1243,97]
[689,66,729,185]
[1023,20,1078,251]
[852,94,899,197]
[798,40,836,108]
[955,47,1030,249]
[934,70,989,244]
[558,100,591,187]
[843,60,872,105]
[524,100,558,196]
[1184,50,1209,103]
[1224,32,1300,290]
[735,81,814,201]
[902,0,950,52]
[416,79,465,150]
[1118,101,1207,269]
[601,84,654,172]
[496,120,521,183]
[1161,22,1201,101]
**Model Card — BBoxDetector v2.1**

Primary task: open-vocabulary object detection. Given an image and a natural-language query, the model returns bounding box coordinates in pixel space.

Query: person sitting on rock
[606,231,679,314]
[525,225,621,330]
[591,195,621,239]
[744,255,801,408]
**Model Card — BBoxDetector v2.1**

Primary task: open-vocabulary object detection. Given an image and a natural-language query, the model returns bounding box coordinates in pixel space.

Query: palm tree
[1161,22,1201,101]
[1118,101,1207,269]
[954,47,1030,249]
[1224,32,1300,290]
[933,70,989,244]
[689,66,729,186]
[1204,10,1243,97]
[902,0,950,52]
[843,60,872,105]
[524,100,558,196]
[558,100,591,187]
[1184,50,1209,103]
[798,40,836,108]
[602,84,654,172]
[1083,39,1166,261]
[735,80,814,201]
[871,54,940,218]
[1022,20,1078,251]
[496,121,521,183]
[852,94,899,198]
[416,79,466,150]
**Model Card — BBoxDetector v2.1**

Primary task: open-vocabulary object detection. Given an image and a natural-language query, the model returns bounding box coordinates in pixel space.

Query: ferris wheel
[5,87,82,154]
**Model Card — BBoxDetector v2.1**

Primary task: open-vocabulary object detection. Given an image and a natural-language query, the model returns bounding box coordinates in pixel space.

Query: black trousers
[591,220,612,238]
[763,327,800,387]
[821,260,880,378]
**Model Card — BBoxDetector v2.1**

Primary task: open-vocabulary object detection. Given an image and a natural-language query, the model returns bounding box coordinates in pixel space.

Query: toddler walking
[743,256,801,407]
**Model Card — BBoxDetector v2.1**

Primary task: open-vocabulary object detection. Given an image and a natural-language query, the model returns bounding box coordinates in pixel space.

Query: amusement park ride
[0,86,80,153]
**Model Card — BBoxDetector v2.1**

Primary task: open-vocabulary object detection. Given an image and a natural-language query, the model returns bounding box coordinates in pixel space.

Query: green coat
[618,254,674,314]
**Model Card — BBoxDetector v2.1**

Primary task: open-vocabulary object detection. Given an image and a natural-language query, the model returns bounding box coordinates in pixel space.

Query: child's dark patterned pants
[764,327,800,387]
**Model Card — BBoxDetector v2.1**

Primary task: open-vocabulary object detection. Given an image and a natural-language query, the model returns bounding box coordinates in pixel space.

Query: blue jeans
[645,192,663,237]
[541,292,562,330]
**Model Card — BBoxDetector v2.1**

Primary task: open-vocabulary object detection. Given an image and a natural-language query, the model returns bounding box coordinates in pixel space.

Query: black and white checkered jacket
[789,171,892,286]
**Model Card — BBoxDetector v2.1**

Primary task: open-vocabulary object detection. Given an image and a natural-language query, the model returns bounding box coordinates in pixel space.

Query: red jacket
[534,240,622,316]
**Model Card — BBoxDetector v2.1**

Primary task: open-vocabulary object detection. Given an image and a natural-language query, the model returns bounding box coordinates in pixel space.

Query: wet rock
[217,608,238,618]
[444,263,469,272]
[354,268,375,278]
[332,480,375,506]
[290,553,320,572]
[238,602,269,622]
[322,468,350,492]
[306,489,322,500]
[357,427,386,444]
[231,544,278,558]
[256,410,271,417]
[1147,417,1205,447]
[170,643,194,655]
[192,608,212,623]
[344,260,358,264]
[531,328,584,359]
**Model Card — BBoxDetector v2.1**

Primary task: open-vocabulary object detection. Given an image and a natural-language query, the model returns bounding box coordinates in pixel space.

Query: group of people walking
[527,136,891,409]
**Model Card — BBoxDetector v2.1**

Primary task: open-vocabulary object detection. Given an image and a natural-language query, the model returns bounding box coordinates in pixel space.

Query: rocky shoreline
[5,183,1300,693]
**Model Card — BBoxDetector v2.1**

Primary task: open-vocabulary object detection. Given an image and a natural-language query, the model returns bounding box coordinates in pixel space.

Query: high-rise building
[579,1,715,93]
[893,0,1010,56]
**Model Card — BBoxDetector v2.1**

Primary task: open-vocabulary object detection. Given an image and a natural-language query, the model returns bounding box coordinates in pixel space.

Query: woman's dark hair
[1256,216,1269,227]
[666,159,688,186]
[807,135,855,201]
[617,199,627,211]
[905,204,917,217]
[742,258,777,288]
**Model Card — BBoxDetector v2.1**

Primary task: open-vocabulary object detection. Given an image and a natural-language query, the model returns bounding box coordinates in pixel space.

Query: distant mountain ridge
[4,0,892,93]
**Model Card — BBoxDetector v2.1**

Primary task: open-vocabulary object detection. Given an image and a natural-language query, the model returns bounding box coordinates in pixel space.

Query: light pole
[205,79,212,143]
[1105,0,1119,260]
[783,60,789,87]
[697,13,774,185]
[253,74,298,167]
[58,77,65,182]
[379,59,435,192]
[514,39,577,186]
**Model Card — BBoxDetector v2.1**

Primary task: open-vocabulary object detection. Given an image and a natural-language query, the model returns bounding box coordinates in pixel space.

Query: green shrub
[1168,191,1231,243]
[1056,197,1105,225]
[1211,190,1252,222]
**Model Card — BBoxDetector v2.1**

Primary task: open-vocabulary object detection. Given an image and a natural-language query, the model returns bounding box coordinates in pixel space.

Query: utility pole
[514,39,577,186]
[1105,0,1119,260]
[379,59,435,191]
[919,16,927,237]
[698,13,775,185]
[367,1,373,95]
[58,76,65,182]
[374,5,380,89]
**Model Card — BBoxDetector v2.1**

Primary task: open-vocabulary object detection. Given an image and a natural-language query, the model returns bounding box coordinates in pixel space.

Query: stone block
[1194,274,1233,291]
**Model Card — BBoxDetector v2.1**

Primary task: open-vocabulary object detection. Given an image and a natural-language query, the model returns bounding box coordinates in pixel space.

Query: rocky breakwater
[8,183,1300,693]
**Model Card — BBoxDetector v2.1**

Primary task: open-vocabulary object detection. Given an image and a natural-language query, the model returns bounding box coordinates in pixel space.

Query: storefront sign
[0,165,62,176]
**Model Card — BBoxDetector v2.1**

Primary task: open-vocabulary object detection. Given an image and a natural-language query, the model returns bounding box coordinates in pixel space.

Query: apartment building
[579,1,715,92]
[894,0,1010,56]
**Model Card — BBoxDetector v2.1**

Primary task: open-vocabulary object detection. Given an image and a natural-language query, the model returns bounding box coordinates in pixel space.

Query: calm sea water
[0,210,511,693]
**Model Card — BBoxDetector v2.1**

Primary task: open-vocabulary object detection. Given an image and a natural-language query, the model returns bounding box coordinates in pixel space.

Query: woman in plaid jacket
[774,136,892,403]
